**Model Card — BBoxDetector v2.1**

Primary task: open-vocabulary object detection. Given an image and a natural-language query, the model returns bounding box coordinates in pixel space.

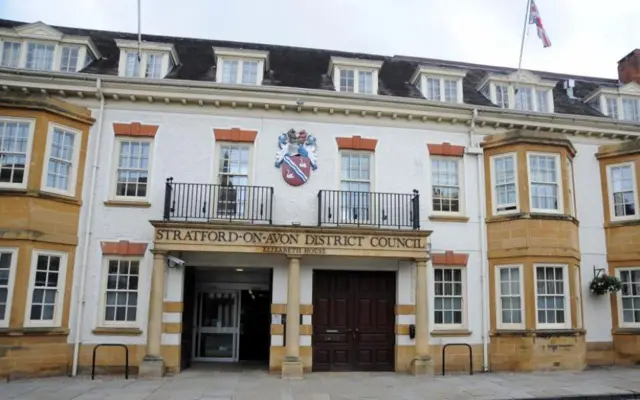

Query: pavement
[2,365,640,400]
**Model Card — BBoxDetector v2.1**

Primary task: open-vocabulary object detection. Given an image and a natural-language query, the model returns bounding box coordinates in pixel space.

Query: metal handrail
[442,343,473,376]
[163,178,274,223]
[317,189,420,229]
[91,343,129,380]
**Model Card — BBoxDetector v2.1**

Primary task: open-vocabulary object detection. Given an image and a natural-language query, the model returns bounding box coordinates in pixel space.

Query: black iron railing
[317,189,420,229]
[163,178,274,223]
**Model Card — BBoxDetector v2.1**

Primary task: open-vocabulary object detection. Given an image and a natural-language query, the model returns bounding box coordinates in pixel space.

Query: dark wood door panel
[312,270,395,372]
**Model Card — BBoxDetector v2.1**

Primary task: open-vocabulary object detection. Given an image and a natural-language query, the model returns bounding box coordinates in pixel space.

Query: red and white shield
[282,155,311,187]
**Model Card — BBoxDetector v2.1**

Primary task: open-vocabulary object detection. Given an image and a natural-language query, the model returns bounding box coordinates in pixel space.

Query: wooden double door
[312,270,396,372]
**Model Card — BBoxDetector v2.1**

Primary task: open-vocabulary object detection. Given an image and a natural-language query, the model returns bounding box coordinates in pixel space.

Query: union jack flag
[529,0,551,48]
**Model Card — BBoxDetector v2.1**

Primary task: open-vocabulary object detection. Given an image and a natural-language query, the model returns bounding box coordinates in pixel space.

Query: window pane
[515,87,533,111]
[104,259,140,323]
[443,79,457,102]
[493,154,517,211]
[1,42,22,68]
[536,90,548,113]
[241,61,258,85]
[426,78,440,101]
[622,99,640,122]
[529,154,559,211]
[145,53,163,78]
[26,43,55,71]
[621,269,640,323]
[431,159,460,213]
[0,120,30,185]
[495,85,509,108]
[221,60,238,83]
[499,267,522,325]
[340,69,355,92]
[116,141,151,198]
[610,164,637,217]
[606,97,619,119]
[125,52,140,77]
[29,254,62,322]
[535,266,566,325]
[433,268,464,326]
[45,128,75,191]
[358,71,373,94]
[59,46,79,72]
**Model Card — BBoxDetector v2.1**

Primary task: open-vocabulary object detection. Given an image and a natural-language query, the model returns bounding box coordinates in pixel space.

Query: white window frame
[566,157,576,217]
[490,152,520,215]
[479,80,554,113]
[58,45,80,72]
[338,150,374,224]
[616,267,640,329]
[417,75,464,103]
[606,162,639,222]
[117,50,173,79]
[110,137,154,202]
[0,248,18,328]
[527,152,564,214]
[431,266,467,331]
[430,156,465,216]
[215,57,264,85]
[24,249,68,328]
[495,264,525,330]
[0,116,36,190]
[533,263,571,330]
[335,67,377,94]
[40,122,82,197]
[98,256,143,328]
[574,265,583,330]
[24,41,56,71]
[213,142,254,219]
[329,57,382,95]
[0,40,22,68]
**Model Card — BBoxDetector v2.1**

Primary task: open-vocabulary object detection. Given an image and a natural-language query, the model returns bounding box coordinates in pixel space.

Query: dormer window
[0,22,100,73]
[328,57,382,95]
[410,66,466,103]
[478,71,555,113]
[587,83,640,122]
[213,47,268,86]
[116,40,179,79]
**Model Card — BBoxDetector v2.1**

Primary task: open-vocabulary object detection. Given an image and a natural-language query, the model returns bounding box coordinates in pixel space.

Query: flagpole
[137,0,142,62]
[515,0,532,92]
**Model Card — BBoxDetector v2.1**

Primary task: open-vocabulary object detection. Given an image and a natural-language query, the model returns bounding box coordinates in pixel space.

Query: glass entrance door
[193,290,240,362]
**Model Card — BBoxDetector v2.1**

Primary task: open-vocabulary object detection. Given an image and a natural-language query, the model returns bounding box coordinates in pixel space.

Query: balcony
[163,178,273,223]
[317,189,420,229]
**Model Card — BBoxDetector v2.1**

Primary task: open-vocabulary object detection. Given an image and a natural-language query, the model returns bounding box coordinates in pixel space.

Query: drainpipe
[71,78,105,376]
[468,108,490,372]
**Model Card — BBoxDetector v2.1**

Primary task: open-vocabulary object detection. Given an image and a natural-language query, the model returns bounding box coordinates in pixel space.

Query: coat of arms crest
[274,129,318,186]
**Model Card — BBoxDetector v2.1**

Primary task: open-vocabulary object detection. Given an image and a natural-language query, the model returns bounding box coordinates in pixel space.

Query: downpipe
[468,108,490,372]
[71,78,105,376]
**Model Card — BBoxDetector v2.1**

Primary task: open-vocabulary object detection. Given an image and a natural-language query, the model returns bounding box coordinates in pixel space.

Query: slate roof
[0,18,624,118]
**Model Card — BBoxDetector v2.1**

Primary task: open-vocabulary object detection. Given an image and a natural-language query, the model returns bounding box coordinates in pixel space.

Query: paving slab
[2,366,640,400]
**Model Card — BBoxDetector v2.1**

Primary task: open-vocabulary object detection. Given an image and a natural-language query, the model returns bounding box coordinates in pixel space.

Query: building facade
[0,19,640,379]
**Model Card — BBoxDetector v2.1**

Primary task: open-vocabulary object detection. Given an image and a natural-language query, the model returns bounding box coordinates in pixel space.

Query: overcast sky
[1,0,638,79]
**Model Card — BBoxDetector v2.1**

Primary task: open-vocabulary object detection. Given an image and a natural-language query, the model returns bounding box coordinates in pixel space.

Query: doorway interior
[181,266,271,369]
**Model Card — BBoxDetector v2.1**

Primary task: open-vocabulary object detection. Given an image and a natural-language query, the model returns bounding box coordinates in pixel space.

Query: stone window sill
[92,327,143,336]
[431,330,472,337]
[428,215,470,223]
[607,219,640,228]
[104,200,151,208]
[0,188,81,205]
[612,328,640,336]
[0,328,69,337]
[491,329,585,338]
[486,212,579,226]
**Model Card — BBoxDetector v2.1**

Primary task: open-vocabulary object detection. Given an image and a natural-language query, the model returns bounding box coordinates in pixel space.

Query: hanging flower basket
[589,274,622,296]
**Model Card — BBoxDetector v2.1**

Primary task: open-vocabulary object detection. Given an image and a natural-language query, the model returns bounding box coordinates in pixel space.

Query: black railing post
[317,191,322,226]
[163,177,174,220]
[92,343,129,380]
[442,343,473,376]
[412,189,420,230]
